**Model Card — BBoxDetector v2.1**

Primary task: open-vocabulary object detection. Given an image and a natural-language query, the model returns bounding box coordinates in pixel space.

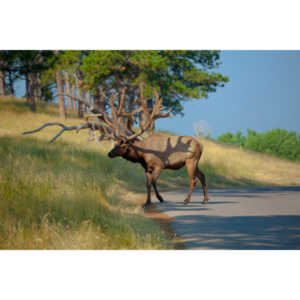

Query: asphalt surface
[156,187,300,250]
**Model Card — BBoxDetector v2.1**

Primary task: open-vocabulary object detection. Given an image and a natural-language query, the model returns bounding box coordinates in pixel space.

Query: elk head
[108,140,131,158]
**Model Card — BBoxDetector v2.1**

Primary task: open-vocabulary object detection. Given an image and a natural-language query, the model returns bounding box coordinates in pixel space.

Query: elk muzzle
[108,149,117,158]
[108,146,121,158]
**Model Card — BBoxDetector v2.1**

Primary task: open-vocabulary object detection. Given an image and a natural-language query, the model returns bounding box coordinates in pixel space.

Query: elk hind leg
[196,166,209,204]
[184,159,197,205]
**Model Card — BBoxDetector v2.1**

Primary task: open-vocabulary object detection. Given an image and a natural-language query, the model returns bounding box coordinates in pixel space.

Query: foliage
[79,50,229,115]
[217,128,300,161]
[217,130,246,146]
[2,50,229,117]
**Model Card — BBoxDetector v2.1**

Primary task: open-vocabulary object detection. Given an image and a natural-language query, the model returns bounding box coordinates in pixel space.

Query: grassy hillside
[1,96,300,249]
[200,139,300,187]
[0,97,171,249]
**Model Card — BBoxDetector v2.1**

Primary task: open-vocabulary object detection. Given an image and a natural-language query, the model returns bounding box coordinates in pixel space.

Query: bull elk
[23,88,209,207]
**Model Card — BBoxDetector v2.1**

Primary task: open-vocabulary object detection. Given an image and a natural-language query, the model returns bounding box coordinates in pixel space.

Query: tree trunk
[74,73,83,118]
[147,98,155,132]
[93,87,106,112]
[25,74,29,101]
[0,70,5,96]
[82,92,88,112]
[53,50,66,119]
[71,83,76,111]
[26,73,36,112]
[7,72,14,96]
[56,69,66,120]
[64,71,72,110]
[87,90,91,105]
[77,90,83,118]
[34,72,42,102]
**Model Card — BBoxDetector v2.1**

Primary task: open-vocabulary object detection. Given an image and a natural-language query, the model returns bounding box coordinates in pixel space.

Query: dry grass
[1,96,299,249]
[200,139,300,187]
[1,96,299,189]
[0,97,171,249]
[0,98,112,153]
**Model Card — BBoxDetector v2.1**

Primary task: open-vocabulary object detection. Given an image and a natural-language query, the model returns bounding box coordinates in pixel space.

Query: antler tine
[140,85,151,131]
[123,88,171,142]
[22,121,118,144]
[106,89,131,142]
[117,87,127,115]
[22,122,86,143]
[22,88,171,145]
[109,93,119,137]
[132,96,139,107]
[152,91,171,119]
[101,100,114,128]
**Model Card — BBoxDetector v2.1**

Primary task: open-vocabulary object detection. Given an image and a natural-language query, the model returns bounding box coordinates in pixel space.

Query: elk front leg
[144,171,153,208]
[152,167,164,203]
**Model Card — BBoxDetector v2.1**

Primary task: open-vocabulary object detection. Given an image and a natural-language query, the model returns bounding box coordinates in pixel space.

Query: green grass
[1,96,300,249]
[0,135,171,249]
[0,95,78,118]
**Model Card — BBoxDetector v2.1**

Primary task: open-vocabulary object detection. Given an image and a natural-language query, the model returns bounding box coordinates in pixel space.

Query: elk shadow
[133,136,194,166]
[157,199,239,213]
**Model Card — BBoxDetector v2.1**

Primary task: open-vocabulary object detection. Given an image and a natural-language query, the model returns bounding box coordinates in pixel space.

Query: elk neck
[121,140,146,166]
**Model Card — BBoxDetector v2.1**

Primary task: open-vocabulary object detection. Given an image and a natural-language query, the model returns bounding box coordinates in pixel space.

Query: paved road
[156,187,300,250]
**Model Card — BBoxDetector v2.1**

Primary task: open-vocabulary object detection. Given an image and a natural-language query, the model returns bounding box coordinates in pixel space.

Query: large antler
[122,87,171,142]
[96,85,171,142]
[22,121,115,143]
[22,86,171,144]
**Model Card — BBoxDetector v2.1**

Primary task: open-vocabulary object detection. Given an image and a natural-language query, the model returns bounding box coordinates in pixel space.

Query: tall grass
[1,96,300,248]
[199,138,300,187]
[0,135,170,249]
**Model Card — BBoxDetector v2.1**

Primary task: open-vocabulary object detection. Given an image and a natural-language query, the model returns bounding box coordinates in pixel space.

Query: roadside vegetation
[1,97,300,249]
[218,129,300,162]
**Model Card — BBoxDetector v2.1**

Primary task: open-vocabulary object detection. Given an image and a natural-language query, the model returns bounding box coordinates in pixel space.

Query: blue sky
[157,51,300,138]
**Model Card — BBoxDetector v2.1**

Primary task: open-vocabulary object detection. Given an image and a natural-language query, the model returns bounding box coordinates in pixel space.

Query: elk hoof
[184,199,190,206]
[143,203,152,209]
[202,199,209,205]
[158,197,164,203]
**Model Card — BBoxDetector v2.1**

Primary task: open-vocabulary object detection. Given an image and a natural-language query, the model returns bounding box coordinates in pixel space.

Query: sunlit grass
[1,96,300,249]
[0,135,170,249]
[199,138,300,187]
[0,96,173,249]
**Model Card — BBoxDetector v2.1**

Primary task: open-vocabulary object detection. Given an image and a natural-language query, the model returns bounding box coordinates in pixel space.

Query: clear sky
[157,51,300,138]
